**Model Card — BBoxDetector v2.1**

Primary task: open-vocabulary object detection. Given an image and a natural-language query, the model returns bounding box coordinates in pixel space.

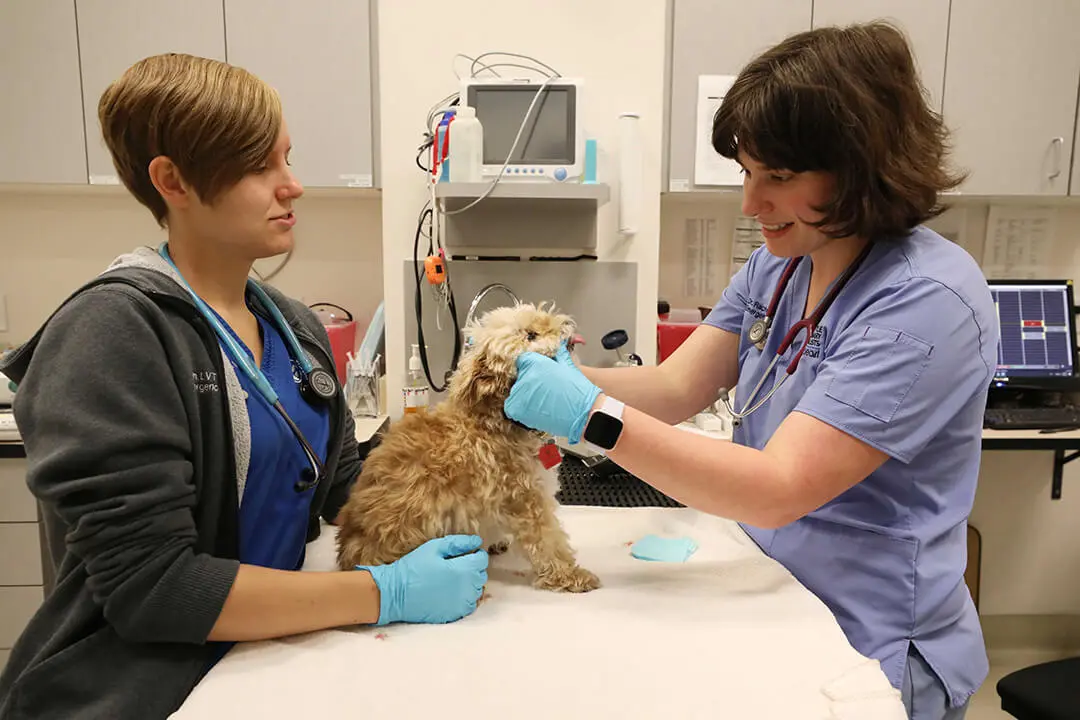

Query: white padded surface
[174,507,905,719]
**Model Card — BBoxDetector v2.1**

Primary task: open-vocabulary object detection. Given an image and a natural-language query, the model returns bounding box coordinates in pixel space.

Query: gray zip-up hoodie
[0,247,366,719]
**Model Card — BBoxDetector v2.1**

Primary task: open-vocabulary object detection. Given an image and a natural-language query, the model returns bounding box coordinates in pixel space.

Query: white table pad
[174,507,905,719]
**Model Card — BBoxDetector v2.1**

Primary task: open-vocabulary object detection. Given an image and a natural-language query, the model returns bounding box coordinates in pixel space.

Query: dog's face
[448,302,574,412]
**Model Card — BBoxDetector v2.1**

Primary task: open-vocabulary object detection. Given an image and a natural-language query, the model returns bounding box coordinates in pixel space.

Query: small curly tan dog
[335,303,600,593]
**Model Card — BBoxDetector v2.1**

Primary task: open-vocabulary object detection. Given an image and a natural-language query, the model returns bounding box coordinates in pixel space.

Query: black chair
[997,656,1080,719]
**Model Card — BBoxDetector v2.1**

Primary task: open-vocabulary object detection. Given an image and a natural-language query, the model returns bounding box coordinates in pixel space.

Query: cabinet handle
[1049,137,1064,180]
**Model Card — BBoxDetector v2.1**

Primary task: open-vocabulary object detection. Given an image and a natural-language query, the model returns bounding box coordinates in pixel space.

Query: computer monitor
[988,279,1078,389]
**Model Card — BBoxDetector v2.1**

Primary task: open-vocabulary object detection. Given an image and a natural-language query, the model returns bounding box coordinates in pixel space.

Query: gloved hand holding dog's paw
[356,535,489,626]
[504,345,601,443]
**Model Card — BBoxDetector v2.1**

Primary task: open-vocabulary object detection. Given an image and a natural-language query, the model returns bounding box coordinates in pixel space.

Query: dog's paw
[533,565,601,593]
[487,539,511,555]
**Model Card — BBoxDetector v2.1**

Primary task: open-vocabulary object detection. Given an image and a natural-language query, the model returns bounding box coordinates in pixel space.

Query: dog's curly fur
[335,302,600,593]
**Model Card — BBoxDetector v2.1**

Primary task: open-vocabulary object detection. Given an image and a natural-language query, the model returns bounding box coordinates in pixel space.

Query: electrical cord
[466,51,560,79]
[413,205,460,392]
[408,51,560,391]
[251,248,292,282]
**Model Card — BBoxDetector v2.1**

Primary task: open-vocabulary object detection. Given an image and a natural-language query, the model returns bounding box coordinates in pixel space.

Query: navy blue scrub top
[215,303,331,570]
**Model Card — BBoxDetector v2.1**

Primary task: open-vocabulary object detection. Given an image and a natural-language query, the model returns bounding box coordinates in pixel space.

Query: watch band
[582,396,625,455]
[598,396,625,420]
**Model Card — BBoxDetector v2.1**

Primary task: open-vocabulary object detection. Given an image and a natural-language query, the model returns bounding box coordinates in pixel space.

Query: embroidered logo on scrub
[193,370,219,394]
[803,325,828,359]
[736,292,767,319]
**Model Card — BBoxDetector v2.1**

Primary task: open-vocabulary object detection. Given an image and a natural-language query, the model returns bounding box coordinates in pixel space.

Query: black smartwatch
[582,397,625,454]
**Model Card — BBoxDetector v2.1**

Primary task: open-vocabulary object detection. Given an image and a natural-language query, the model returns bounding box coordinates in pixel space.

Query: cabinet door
[812,0,949,113]
[668,0,812,191]
[943,0,1080,196]
[76,0,226,185]
[224,0,375,189]
[0,459,33,523]
[1072,84,1080,196]
[0,1,87,184]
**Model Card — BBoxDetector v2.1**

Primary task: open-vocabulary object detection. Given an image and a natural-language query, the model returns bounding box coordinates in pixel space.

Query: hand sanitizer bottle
[403,344,430,414]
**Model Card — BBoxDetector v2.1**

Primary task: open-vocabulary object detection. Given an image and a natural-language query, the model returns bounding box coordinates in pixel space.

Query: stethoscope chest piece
[294,467,321,493]
[748,317,771,351]
[303,367,338,403]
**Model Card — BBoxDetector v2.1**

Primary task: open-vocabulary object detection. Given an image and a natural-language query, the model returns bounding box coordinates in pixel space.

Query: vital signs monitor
[460,77,585,182]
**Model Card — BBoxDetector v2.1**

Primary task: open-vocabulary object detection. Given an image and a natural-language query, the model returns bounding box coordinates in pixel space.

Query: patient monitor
[460,77,585,182]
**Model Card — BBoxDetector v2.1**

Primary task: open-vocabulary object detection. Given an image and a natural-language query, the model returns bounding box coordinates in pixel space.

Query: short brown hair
[98,53,282,227]
[711,22,964,241]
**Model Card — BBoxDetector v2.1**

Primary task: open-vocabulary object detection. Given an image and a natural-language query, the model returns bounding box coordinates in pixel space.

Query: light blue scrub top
[704,226,997,708]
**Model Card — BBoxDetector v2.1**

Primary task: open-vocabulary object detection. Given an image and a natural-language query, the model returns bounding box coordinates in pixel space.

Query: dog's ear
[447,350,513,410]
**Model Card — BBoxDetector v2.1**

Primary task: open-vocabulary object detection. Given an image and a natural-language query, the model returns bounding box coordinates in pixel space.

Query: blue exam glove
[504,342,601,443]
[555,341,578,369]
[356,535,489,626]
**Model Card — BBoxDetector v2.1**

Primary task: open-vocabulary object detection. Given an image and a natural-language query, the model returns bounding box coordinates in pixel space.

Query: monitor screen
[989,280,1076,383]
[467,85,575,165]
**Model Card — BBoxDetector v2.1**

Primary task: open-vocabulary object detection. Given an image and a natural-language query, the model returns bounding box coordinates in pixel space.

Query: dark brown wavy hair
[711,21,965,241]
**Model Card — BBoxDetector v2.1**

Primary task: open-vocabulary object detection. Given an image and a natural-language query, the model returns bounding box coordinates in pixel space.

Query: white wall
[376,0,667,417]
[0,187,384,351]
[659,194,1080,617]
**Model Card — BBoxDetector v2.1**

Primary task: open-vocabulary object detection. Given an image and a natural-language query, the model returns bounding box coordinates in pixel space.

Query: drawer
[0,459,34,522]
[0,524,42,585]
[0,586,43,649]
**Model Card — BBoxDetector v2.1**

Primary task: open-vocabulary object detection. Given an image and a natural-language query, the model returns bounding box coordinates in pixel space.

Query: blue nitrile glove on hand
[356,535,489,626]
[504,341,602,443]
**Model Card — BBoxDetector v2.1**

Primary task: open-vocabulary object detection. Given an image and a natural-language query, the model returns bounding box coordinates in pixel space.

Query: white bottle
[449,105,484,183]
[403,344,430,414]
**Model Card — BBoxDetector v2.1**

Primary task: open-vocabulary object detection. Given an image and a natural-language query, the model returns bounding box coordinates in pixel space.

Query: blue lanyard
[157,242,313,407]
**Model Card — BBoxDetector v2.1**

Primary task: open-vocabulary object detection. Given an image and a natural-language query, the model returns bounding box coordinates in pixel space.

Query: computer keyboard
[983,407,1080,430]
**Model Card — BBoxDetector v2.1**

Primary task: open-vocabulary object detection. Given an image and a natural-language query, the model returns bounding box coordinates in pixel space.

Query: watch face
[584,411,623,450]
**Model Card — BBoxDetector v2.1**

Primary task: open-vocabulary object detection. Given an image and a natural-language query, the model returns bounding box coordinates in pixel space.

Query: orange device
[424,254,447,285]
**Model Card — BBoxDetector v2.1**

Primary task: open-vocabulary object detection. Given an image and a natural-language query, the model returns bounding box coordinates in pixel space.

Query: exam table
[173,500,907,718]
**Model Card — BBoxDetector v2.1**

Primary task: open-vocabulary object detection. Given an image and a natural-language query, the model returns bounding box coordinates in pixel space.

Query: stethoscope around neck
[721,242,874,427]
[157,243,336,493]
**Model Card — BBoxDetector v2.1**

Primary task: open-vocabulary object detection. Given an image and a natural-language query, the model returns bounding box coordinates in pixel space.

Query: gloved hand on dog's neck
[504,341,602,443]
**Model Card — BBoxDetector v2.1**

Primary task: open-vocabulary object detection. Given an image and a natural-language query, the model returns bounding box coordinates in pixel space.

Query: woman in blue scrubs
[504,22,995,720]
[0,54,487,719]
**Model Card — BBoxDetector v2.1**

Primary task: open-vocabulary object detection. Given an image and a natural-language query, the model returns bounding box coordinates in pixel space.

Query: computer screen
[988,279,1077,386]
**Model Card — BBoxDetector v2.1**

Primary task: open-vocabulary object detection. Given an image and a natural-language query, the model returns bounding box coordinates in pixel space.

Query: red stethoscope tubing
[724,242,874,423]
[764,242,873,374]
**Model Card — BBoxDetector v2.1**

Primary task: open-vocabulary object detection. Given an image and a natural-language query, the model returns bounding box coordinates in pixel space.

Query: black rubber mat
[556,455,684,508]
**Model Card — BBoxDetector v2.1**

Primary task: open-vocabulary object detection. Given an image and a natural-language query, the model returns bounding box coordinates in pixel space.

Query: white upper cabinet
[224,0,376,189]
[0,1,87,184]
[667,0,812,191]
[1073,97,1080,196]
[943,0,1080,196]
[75,0,226,185]
[811,0,949,113]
